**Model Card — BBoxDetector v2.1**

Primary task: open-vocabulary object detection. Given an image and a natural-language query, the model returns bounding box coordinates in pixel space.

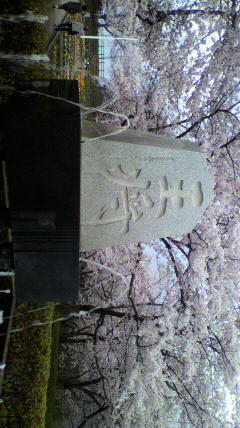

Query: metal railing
[98,39,105,77]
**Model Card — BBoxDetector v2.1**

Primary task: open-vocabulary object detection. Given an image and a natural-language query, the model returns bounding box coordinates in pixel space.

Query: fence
[98,39,105,77]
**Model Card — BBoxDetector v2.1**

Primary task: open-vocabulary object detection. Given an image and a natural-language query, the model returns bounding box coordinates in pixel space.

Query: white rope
[3,305,50,321]
[0,11,48,24]
[0,53,49,62]
[79,258,131,313]
[24,89,130,142]
[0,271,14,277]
[3,259,132,335]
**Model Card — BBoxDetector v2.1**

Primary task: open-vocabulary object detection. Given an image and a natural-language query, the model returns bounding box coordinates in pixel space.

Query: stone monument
[80,120,214,251]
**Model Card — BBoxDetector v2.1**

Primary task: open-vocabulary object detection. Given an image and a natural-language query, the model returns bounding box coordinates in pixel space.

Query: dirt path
[47,0,68,51]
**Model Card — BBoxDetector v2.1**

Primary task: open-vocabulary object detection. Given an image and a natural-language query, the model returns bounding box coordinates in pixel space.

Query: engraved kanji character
[155,176,203,218]
[86,165,154,233]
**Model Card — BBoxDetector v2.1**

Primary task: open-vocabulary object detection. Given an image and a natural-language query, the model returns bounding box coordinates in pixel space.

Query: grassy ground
[1,22,47,54]
[0,304,55,428]
[45,307,63,428]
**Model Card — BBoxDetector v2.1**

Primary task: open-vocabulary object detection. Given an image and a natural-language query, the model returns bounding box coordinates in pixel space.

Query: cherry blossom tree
[55,1,240,426]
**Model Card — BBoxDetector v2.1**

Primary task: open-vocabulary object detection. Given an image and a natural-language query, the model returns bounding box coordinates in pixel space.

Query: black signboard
[1,80,80,302]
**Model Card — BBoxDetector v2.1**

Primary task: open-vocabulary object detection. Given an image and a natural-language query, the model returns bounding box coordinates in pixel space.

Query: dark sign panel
[1,80,80,302]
